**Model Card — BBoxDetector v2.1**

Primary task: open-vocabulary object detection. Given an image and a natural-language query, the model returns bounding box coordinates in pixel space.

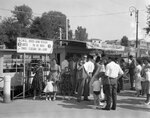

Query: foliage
[0,4,85,49]
[75,26,88,41]
[120,36,129,47]
[0,18,20,48]
[144,5,150,35]
[0,5,33,48]
[30,11,72,40]
[12,4,33,27]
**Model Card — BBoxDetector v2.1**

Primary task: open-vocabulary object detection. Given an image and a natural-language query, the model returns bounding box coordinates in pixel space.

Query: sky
[0,0,150,41]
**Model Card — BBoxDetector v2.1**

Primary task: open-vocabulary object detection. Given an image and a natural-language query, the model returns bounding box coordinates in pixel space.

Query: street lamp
[129,6,139,58]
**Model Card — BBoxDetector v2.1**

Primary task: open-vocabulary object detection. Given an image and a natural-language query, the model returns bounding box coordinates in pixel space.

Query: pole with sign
[23,53,25,99]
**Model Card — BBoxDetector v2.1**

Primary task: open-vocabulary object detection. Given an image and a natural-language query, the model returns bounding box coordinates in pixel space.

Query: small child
[61,67,72,100]
[43,77,54,101]
[92,78,102,109]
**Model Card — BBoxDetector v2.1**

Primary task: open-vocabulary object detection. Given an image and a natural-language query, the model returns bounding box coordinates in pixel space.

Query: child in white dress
[43,78,54,101]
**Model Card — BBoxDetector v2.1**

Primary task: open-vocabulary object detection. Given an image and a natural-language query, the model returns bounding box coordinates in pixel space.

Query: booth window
[3,54,24,73]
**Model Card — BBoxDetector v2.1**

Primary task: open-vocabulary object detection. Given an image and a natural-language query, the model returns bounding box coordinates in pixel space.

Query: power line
[69,9,146,17]
[0,7,146,18]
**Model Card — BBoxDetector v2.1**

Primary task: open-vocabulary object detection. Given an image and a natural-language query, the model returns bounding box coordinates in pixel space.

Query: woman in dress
[49,58,61,100]
[90,56,101,95]
[142,57,150,105]
[134,58,142,96]
[61,67,72,100]
[76,58,85,102]
[32,60,44,100]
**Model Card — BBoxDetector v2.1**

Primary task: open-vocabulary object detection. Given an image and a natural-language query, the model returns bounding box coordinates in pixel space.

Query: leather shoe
[102,108,110,111]
[111,107,116,110]
[84,98,90,101]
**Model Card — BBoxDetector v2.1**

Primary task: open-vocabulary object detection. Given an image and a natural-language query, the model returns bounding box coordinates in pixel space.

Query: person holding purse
[49,58,61,100]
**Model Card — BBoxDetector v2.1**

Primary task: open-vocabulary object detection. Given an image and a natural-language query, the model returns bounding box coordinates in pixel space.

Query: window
[3,54,24,73]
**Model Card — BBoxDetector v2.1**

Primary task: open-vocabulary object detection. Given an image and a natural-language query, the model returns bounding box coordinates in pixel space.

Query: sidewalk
[0,90,150,118]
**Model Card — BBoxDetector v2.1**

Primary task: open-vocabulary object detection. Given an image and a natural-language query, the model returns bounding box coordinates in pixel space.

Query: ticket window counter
[0,50,50,90]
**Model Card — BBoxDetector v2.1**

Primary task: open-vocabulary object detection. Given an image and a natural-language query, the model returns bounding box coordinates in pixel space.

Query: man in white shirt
[83,55,95,101]
[102,57,124,110]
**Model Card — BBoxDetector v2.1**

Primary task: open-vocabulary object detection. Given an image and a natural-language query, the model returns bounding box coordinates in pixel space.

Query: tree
[29,11,73,40]
[0,5,73,48]
[0,17,21,48]
[120,36,129,47]
[29,17,43,38]
[75,26,88,41]
[0,5,33,48]
[33,11,65,39]
[144,5,150,34]
[12,4,33,27]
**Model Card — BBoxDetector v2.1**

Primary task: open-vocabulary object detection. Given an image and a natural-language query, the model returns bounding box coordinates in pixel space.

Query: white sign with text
[86,42,125,51]
[17,37,53,54]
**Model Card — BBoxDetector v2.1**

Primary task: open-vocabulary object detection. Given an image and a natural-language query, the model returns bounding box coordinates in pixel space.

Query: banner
[86,42,125,51]
[17,37,53,54]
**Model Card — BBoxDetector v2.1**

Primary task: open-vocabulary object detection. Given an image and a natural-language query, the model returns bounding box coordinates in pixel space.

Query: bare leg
[45,93,48,100]
[33,90,36,100]
[53,92,56,100]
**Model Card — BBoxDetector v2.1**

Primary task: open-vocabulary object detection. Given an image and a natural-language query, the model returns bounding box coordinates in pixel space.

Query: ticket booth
[53,40,93,65]
[0,37,53,99]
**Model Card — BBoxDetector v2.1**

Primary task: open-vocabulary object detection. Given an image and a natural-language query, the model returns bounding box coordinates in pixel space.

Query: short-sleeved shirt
[105,61,124,78]
[84,60,95,74]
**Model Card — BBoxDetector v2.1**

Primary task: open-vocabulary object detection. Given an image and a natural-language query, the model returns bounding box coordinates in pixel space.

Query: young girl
[92,77,102,109]
[43,77,54,101]
[61,67,72,100]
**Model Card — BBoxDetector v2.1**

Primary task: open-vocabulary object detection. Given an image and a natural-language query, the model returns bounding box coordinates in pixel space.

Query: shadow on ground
[118,90,136,97]
[117,91,150,112]
[58,98,94,110]
[118,98,145,105]
[118,104,150,112]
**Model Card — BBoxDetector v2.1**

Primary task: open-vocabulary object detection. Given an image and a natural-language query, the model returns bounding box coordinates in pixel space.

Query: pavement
[0,90,150,118]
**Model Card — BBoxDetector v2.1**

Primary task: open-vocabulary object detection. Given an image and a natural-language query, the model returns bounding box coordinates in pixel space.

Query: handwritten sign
[17,37,53,54]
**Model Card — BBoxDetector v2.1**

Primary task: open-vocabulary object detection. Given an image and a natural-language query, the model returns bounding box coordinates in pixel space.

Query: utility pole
[129,6,139,59]
[59,27,62,46]
[59,27,62,40]
[66,18,68,40]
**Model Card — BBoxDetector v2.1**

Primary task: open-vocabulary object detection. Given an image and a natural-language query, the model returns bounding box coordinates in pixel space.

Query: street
[0,90,150,118]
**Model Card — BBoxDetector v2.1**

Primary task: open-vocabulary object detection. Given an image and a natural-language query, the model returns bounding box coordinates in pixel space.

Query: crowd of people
[30,54,150,110]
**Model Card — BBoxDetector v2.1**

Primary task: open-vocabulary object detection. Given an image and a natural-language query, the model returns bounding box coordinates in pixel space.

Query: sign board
[86,42,125,51]
[125,47,137,53]
[17,37,53,54]
[139,40,147,49]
